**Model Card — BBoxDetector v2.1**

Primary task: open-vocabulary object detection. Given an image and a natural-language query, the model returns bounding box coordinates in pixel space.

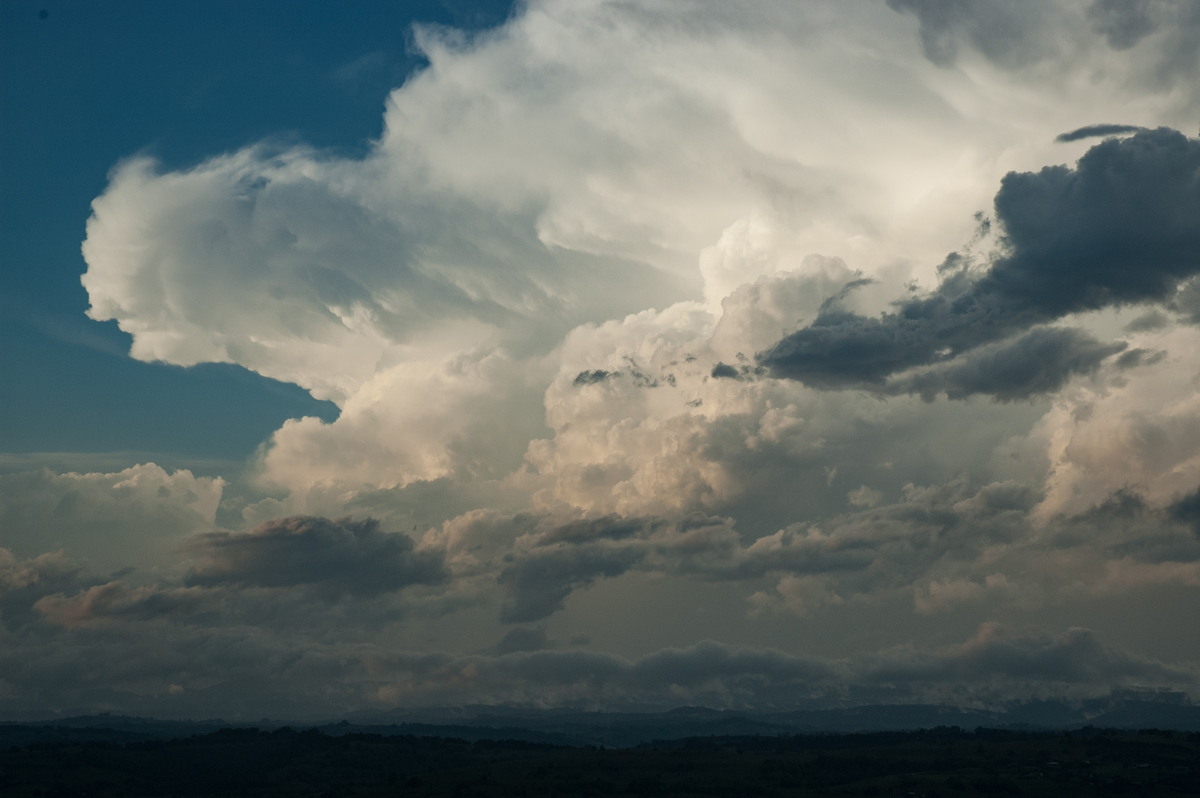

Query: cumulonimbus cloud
[12,0,1197,718]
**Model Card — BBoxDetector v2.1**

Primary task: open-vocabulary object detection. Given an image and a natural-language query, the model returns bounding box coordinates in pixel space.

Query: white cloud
[1033,325,1200,519]
[78,1,1200,526]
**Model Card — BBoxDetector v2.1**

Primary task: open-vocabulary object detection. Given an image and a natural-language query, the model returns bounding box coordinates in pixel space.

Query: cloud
[0,464,223,572]
[1030,325,1200,518]
[886,0,1064,69]
[1084,0,1200,71]
[254,348,550,495]
[1086,0,1161,49]
[486,476,1120,624]
[889,327,1125,402]
[87,0,1120,415]
[2,620,1190,718]
[186,515,446,598]
[498,544,643,623]
[1055,123,1149,142]
[492,626,551,655]
[35,581,217,630]
[863,623,1196,703]
[16,0,1200,718]
[0,549,90,631]
[891,0,1200,91]
[761,129,1200,395]
[374,639,843,710]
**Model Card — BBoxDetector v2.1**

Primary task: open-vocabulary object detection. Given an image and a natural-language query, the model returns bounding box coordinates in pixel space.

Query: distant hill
[3,691,1198,750]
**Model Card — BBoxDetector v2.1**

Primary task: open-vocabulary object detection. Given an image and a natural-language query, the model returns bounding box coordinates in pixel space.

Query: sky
[1,0,1199,720]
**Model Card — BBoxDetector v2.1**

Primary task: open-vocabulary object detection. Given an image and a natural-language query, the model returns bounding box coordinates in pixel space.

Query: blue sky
[1,0,1199,720]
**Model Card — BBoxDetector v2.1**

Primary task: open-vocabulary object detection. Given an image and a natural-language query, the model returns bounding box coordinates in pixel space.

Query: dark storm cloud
[1113,347,1166,369]
[187,515,445,598]
[986,129,1200,312]
[760,129,1200,394]
[573,369,613,386]
[711,362,740,379]
[1055,123,1149,142]
[890,327,1125,401]
[710,361,764,380]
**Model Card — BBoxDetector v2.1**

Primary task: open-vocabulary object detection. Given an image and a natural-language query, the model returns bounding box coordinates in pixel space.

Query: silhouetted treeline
[2,725,1198,796]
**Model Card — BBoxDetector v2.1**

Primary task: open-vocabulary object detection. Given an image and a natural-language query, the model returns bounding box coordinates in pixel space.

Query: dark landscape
[4,701,1200,797]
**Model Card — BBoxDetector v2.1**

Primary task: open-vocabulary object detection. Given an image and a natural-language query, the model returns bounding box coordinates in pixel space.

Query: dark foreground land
[3,725,1199,797]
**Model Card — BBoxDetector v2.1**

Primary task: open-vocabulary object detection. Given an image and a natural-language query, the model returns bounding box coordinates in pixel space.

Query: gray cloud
[862,624,1196,703]
[1055,123,1149,142]
[573,369,614,386]
[891,0,1200,84]
[890,327,1125,402]
[760,129,1200,395]
[492,626,550,655]
[498,471,1200,625]
[187,516,445,598]
[1169,276,1200,323]
[1168,488,1200,536]
[0,464,223,572]
[3,479,1197,717]
[496,514,752,623]
[379,640,843,710]
[498,545,643,623]
[1113,347,1167,369]
[886,0,1059,68]
[34,581,219,629]
[1086,0,1162,49]
[1,624,1191,718]
[0,549,91,631]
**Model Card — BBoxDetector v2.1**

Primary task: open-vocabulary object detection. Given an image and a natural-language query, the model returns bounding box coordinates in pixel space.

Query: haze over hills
[4,691,1198,750]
